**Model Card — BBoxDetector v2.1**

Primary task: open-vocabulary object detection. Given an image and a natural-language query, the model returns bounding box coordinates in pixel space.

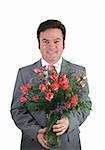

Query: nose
[47,42,55,50]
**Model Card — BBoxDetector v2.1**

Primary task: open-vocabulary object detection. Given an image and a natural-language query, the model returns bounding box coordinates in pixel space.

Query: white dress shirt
[41,57,62,74]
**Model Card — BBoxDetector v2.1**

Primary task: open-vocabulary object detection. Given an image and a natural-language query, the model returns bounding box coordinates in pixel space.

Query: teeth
[47,51,56,53]
[47,49,53,51]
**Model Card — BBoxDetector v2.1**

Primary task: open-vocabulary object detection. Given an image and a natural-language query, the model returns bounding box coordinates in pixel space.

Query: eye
[54,40,60,44]
[42,40,49,44]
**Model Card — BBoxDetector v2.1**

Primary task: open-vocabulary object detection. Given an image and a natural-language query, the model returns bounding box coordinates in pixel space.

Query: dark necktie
[52,65,57,74]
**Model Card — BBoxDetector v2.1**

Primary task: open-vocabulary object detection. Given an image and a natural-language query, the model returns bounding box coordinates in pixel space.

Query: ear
[63,41,65,49]
[38,40,40,49]
[38,44,40,49]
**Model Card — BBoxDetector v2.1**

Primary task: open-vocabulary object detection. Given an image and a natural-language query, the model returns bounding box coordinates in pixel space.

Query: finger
[56,119,64,124]
[38,133,50,149]
[41,139,50,149]
[40,141,50,149]
[56,130,65,135]
[56,117,68,125]
[41,141,50,150]
[53,123,62,129]
[57,117,69,128]
[38,128,47,133]
[56,127,67,135]
[53,125,66,133]
[53,121,67,130]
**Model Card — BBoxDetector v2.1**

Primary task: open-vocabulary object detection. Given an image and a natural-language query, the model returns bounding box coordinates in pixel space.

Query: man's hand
[37,128,50,149]
[53,116,69,135]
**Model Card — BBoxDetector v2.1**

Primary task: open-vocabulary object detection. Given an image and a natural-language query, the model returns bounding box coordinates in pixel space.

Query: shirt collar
[41,57,62,74]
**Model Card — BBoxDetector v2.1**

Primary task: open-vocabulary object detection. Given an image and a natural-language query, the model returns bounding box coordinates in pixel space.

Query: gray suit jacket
[11,58,91,150]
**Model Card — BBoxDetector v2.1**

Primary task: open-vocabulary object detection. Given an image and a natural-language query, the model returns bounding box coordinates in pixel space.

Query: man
[11,20,91,150]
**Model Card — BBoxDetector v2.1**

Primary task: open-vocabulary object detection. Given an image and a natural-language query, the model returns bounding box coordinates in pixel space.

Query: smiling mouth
[47,51,56,54]
[47,50,57,54]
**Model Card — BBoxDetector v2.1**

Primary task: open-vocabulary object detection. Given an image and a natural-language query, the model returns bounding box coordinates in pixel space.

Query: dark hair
[37,19,66,48]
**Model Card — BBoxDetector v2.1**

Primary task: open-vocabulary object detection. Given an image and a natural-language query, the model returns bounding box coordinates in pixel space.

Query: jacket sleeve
[67,67,92,133]
[10,69,41,142]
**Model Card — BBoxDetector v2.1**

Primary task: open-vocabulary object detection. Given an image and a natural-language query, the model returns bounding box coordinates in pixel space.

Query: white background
[0,0,104,149]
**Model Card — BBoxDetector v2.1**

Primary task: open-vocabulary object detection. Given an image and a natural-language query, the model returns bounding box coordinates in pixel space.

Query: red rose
[33,68,41,73]
[26,83,31,89]
[64,102,71,108]
[46,81,51,86]
[79,81,85,87]
[75,76,81,82]
[70,94,78,106]
[45,92,54,101]
[51,82,59,91]
[33,95,39,101]
[50,73,58,81]
[59,75,70,90]
[60,80,69,90]
[39,84,46,91]
[48,65,52,70]
[61,73,67,79]
[67,94,72,97]
[20,85,28,94]
[20,96,27,102]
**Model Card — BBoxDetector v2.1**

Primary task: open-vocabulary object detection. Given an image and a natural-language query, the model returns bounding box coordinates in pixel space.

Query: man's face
[39,28,64,64]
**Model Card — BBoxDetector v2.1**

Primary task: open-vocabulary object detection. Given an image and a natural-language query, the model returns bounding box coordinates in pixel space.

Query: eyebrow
[42,38,62,42]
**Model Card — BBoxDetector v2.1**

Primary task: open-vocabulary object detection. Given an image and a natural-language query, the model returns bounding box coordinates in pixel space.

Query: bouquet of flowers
[20,65,91,148]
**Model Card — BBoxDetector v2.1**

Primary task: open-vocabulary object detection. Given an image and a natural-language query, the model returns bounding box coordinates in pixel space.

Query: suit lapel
[31,59,43,84]
[60,58,73,75]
